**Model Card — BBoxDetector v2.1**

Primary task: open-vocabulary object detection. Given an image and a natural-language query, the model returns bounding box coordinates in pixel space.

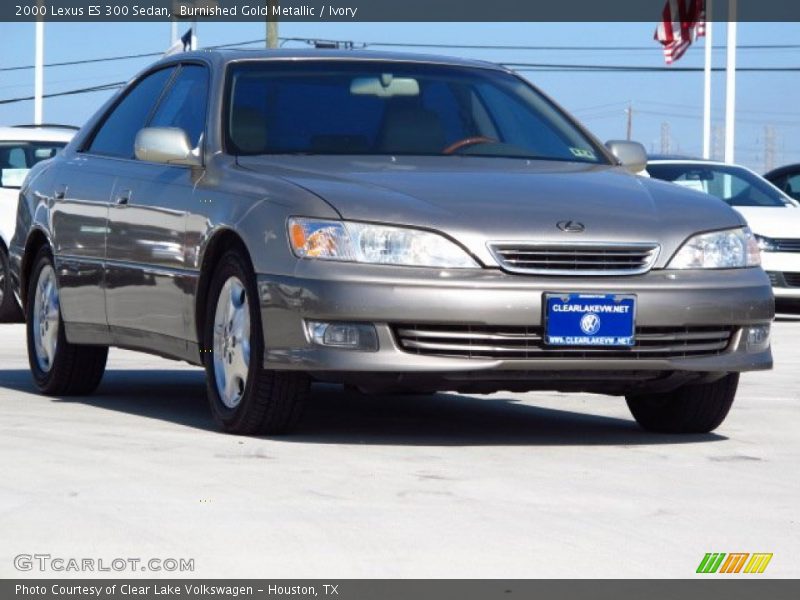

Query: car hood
[237,155,745,267]
[733,206,800,239]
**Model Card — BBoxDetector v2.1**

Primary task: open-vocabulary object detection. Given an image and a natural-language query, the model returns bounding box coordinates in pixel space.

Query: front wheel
[26,247,108,395]
[626,373,739,434]
[204,249,309,435]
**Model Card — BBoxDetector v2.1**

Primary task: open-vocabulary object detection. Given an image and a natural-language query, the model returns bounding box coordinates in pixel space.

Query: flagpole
[34,18,44,125]
[724,0,737,163]
[702,0,713,159]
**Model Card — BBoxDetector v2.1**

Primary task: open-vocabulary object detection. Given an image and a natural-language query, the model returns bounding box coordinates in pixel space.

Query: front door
[103,63,210,354]
[61,65,177,343]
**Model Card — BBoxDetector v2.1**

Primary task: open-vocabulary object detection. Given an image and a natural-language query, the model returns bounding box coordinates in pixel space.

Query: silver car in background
[10,50,773,436]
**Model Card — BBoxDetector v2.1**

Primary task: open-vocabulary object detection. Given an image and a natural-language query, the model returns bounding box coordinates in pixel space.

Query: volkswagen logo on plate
[557,220,585,233]
[580,313,601,335]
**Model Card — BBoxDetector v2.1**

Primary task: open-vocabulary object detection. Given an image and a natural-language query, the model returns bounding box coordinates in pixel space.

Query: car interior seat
[376,102,445,155]
[230,107,268,154]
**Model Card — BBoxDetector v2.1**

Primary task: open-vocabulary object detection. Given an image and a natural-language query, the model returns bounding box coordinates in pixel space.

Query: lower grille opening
[783,272,800,287]
[393,324,735,360]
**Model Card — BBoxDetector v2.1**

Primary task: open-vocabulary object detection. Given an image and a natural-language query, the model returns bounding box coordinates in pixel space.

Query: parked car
[647,157,800,300]
[0,125,75,321]
[764,163,800,202]
[10,50,773,435]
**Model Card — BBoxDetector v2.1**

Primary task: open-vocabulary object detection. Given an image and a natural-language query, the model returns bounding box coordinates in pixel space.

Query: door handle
[115,189,132,206]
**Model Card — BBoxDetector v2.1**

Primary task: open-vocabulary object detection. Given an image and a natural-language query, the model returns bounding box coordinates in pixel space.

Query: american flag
[655,0,707,64]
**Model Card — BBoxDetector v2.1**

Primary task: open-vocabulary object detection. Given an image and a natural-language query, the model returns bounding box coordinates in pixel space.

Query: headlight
[287,218,479,268]
[668,227,761,269]
[755,234,777,252]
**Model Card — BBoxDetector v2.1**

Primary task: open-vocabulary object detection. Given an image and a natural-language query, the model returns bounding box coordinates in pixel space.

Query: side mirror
[605,140,648,174]
[134,127,200,166]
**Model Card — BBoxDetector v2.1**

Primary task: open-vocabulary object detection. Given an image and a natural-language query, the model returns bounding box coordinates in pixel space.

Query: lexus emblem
[557,220,586,233]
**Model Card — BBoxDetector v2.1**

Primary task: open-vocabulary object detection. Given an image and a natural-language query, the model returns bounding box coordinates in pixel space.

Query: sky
[1,20,799,172]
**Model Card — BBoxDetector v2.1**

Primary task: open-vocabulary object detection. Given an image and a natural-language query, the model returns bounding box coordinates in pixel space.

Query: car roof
[647,158,741,168]
[764,163,800,179]
[153,48,508,72]
[0,125,76,143]
[647,154,705,162]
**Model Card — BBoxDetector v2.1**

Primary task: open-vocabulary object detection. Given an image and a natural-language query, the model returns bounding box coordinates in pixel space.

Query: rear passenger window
[88,67,175,158]
[148,64,209,148]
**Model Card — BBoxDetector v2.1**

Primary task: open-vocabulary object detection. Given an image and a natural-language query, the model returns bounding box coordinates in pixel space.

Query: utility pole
[764,125,776,173]
[34,1,44,124]
[625,103,633,141]
[266,1,279,48]
[712,123,724,161]
[660,122,672,155]
[702,0,713,158]
[724,0,737,163]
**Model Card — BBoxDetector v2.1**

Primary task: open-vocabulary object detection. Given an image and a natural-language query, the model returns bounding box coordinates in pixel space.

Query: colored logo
[580,313,601,335]
[696,553,773,574]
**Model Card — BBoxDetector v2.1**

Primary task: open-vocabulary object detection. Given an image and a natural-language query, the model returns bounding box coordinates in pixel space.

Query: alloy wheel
[32,264,59,372]
[212,276,251,409]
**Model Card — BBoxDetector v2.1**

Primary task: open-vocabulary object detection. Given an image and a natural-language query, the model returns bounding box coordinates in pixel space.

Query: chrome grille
[394,324,734,360]
[774,239,800,253]
[488,242,660,275]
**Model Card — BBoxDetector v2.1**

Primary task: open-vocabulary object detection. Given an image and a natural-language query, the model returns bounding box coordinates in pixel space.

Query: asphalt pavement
[1,316,798,578]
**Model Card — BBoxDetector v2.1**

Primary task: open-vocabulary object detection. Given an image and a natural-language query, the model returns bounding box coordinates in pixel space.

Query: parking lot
[1,315,798,579]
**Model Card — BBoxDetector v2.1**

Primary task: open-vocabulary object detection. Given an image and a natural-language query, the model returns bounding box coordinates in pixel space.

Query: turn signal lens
[287,219,354,260]
[287,217,478,268]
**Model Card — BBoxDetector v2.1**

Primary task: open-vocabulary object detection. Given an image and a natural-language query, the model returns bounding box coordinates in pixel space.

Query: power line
[3,36,800,73]
[3,35,800,107]
[0,51,162,73]
[4,61,800,107]
[506,62,800,72]
[0,38,266,73]
[0,82,125,105]
[360,41,800,52]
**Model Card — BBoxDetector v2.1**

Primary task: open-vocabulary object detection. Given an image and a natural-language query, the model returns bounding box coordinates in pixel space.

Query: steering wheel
[442,136,498,155]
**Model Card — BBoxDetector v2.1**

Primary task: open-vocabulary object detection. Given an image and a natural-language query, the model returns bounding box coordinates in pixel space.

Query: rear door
[52,67,176,335]
[105,63,209,351]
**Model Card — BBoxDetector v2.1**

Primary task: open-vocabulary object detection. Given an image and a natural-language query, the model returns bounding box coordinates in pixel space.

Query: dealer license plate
[545,293,636,347]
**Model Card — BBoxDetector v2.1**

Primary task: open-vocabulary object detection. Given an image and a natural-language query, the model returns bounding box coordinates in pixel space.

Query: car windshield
[0,141,66,188]
[647,162,791,208]
[225,61,607,163]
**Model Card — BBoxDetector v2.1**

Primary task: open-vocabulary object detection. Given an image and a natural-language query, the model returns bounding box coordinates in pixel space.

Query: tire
[626,373,739,434]
[203,249,309,435]
[0,246,23,322]
[26,247,108,395]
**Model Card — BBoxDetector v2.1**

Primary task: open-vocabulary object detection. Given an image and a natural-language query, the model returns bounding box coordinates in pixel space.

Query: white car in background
[0,125,75,320]
[647,157,800,301]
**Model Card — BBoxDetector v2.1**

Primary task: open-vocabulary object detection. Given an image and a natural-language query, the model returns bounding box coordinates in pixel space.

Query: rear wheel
[0,246,23,322]
[26,247,108,395]
[626,373,739,434]
[204,249,309,435]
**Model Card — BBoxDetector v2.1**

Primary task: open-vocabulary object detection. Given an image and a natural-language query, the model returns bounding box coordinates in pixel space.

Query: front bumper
[257,263,774,389]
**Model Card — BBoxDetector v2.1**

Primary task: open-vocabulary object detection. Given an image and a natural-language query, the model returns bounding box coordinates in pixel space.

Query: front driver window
[87,67,175,159]
[147,64,210,149]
